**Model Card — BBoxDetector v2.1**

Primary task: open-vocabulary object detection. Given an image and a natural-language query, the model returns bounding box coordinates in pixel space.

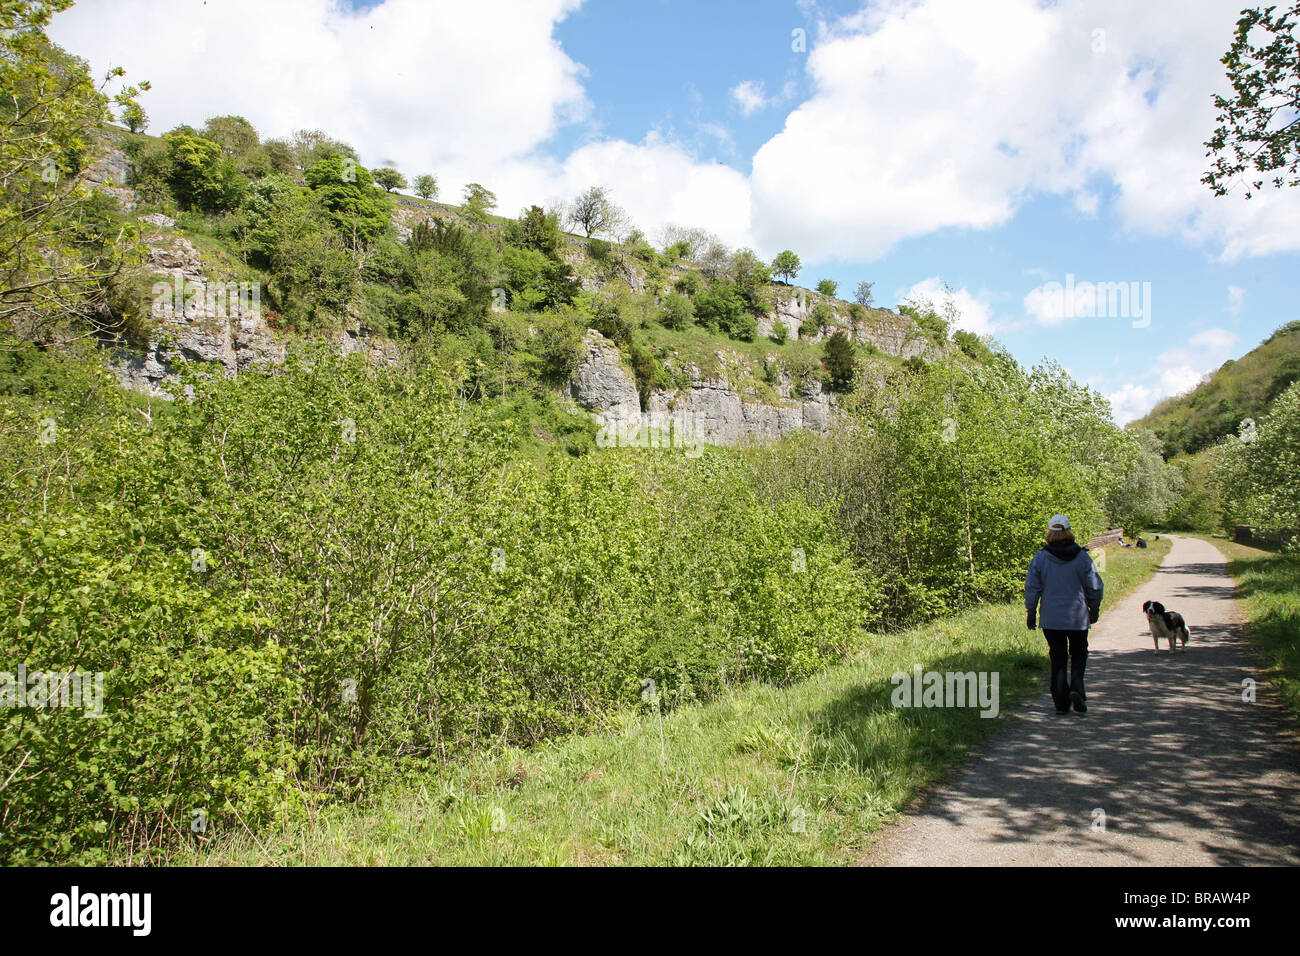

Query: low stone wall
[1086,528,1124,549]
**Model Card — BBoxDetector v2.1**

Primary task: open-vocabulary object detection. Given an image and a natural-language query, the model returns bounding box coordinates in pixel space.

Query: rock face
[568,331,835,447]
[110,229,285,396]
[81,143,136,212]
[568,335,642,427]
[760,288,938,359]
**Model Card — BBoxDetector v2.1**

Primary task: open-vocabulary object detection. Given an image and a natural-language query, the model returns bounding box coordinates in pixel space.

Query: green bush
[658,292,695,330]
[164,132,246,212]
[696,283,755,341]
[0,346,868,863]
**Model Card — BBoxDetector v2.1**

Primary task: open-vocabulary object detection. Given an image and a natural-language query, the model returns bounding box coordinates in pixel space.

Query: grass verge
[152,540,1169,866]
[1187,533,1300,724]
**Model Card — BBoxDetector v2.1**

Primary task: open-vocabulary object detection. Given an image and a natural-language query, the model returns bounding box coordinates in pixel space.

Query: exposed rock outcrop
[110,229,285,396]
[567,330,835,447]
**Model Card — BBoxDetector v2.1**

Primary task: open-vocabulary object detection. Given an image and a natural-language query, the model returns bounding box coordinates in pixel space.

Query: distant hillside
[1136,321,1300,456]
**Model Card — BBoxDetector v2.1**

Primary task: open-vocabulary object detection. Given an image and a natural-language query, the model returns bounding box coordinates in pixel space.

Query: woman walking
[1025,514,1104,715]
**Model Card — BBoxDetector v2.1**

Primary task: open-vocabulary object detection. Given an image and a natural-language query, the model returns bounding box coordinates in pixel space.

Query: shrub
[164,132,246,212]
[0,347,868,862]
[823,331,856,391]
[695,283,754,340]
[674,270,702,296]
[658,292,695,330]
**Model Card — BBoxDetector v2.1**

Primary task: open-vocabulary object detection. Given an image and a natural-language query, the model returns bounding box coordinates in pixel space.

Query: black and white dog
[1142,600,1190,654]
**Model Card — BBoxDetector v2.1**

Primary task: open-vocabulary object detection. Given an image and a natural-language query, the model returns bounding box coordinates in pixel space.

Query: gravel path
[864,535,1300,866]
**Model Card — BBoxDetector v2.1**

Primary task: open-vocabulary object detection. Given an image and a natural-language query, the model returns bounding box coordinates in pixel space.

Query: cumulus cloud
[53,0,589,176]
[1107,326,1238,424]
[1108,382,1165,426]
[749,0,1300,261]
[730,81,767,117]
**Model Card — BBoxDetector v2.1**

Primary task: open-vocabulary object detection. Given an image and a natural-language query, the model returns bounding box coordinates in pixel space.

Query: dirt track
[865,535,1300,866]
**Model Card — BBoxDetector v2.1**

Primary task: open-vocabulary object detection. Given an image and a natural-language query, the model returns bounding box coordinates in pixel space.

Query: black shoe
[1055,706,1070,715]
[1070,690,1087,714]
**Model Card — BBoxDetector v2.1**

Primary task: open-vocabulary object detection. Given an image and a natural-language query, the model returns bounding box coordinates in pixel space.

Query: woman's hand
[1026,610,1036,630]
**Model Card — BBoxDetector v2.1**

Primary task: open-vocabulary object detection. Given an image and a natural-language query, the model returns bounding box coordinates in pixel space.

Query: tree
[373,167,407,192]
[855,280,874,306]
[823,331,856,391]
[0,0,136,343]
[658,292,695,330]
[658,223,717,261]
[118,99,147,133]
[695,283,754,340]
[1204,2,1300,198]
[289,128,358,170]
[165,132,246,211]
[501,245,579,312]
[413,174,438,199]
[801,302,834,339]
[202,115,259,159]
[771,249,801,284]
[1104,425,1179,533]
[816,278,838,296]
[461,182,497,222]
[258,139,297,175]
[565,185,624,238]
[1216,380,1300,529]
[304,155,393,247]
[505,204,564,258]
[697,240,731,280]
[729,247,771,311]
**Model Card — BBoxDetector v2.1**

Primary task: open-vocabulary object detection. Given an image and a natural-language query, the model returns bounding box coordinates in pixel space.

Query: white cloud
[1227,285,1245,316]
[54,0,589,178]
[903,277,995,336]
[1107,326,1238,424]
[749,0,1300,261]
[1190,327,1238,352]
[1109,382,1164,426]
[730,81,767,117]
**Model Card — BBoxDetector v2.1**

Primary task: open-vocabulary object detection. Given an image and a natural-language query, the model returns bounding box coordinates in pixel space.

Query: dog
[1142,600,1190,653]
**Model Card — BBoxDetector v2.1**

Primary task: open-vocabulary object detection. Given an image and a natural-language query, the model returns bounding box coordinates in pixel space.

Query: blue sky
[52,0,1300,423]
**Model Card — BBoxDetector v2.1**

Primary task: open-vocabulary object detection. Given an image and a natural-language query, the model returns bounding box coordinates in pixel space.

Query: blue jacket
[1024,543,1103,630]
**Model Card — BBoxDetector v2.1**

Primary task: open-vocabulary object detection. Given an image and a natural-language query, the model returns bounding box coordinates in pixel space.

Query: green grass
[142,539,1169,867]
[1188,533,1300,723]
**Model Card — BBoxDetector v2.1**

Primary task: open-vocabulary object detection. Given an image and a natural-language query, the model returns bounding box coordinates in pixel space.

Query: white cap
[1048,514,1071,530]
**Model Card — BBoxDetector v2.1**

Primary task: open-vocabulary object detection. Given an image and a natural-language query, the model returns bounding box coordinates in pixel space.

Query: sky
[49,0,1300,424]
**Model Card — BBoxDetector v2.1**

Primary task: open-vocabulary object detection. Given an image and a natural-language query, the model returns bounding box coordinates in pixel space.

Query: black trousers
[1042,629,1088,710]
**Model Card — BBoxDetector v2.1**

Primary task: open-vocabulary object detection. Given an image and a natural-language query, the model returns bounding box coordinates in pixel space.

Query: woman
[1025,514,1104,715]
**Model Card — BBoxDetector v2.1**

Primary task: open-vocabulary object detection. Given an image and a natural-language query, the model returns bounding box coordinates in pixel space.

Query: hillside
[1136,320,1300,456]
[72,125,958,454]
